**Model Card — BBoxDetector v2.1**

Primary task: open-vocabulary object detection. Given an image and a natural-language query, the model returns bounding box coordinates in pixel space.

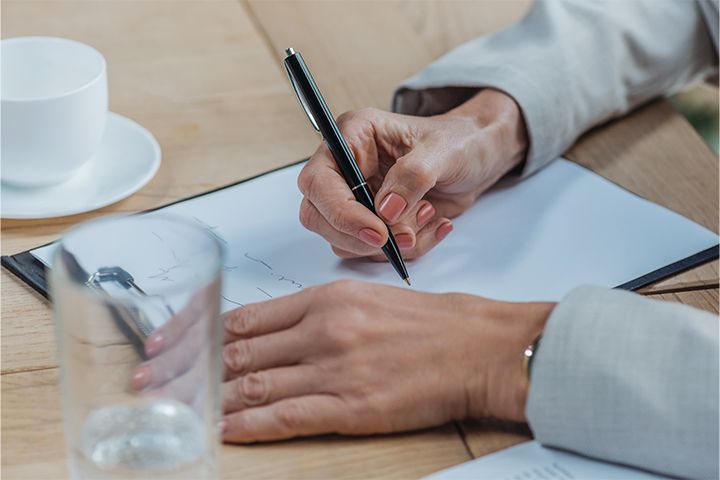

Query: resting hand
[221,280,553,443]
[129,285,220,411]
[298,89,527,260]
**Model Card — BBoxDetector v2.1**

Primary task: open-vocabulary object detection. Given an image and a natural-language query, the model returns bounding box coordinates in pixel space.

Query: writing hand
[221,280,553,442]
[297,89,527,260]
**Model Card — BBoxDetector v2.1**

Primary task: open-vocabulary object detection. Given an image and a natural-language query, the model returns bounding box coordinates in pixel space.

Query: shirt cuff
[525,285,719,479]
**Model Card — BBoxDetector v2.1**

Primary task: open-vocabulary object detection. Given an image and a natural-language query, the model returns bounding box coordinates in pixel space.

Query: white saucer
[1,112,161,219]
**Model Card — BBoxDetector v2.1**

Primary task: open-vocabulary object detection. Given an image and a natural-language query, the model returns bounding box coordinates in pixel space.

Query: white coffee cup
[1,37,108,187]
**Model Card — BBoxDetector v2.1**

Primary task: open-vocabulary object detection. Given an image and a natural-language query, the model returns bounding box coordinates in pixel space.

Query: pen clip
[284,49,320,133]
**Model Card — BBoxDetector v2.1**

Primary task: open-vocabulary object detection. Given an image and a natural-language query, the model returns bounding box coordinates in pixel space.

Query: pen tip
[404,277,411,286]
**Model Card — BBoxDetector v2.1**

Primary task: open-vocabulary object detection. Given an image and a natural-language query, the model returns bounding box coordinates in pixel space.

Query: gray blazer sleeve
[392,0,718,177]
[526,286,719,479]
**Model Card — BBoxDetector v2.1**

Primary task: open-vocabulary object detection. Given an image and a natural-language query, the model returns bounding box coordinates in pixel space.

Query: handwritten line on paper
[244,252,272,270]
[256,287,273,299]
[243,252,304,290]
[222,295,244,307]
[148,265,181,281]
[151,231,181,262]
[28,159,718,309]
[192,216,228,246]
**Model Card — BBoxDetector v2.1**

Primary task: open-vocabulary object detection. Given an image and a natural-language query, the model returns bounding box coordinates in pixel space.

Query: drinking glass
[50,215,224,479]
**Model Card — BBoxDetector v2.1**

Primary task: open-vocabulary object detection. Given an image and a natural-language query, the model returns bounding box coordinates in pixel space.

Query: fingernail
[395,233,414,249]
[378,193,407,223]
[144,332,164,357]
[436,221,454,242]
[416,203,435,226]
[131,364,152,391]
[218,419,228,435]
[359,228,384,247]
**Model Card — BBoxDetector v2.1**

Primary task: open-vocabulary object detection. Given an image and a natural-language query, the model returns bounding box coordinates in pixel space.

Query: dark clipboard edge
[0,157,309,300]
[2,157,719,300]
[3,242,719,303]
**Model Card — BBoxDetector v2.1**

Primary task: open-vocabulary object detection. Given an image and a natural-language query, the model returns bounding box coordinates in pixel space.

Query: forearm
[394,0,718,176]
[527,286,719,479]
[473,286,719,478]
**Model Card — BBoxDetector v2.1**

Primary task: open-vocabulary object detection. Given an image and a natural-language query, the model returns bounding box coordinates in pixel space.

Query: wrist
[444,89,529,178]
[463,297,554,423]
[499,301,554,422]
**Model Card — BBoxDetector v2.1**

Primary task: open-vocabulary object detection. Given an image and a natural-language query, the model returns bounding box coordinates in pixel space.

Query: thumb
[375,151,438,224]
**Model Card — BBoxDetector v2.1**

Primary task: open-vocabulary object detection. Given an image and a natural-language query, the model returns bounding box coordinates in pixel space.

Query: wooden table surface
[1,1,717,478]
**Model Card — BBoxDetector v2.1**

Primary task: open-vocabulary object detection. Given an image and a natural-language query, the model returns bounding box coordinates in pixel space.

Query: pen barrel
[325,135,366,187]
[284,52,366,186]
[285,48,409,282]
[351,182,377,214]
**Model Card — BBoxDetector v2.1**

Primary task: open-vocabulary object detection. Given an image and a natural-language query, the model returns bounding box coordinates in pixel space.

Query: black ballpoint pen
[284,47,410,285]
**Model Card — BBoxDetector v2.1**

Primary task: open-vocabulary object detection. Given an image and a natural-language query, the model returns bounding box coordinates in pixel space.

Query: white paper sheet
[423,441,670,479]
[32,158,718,311]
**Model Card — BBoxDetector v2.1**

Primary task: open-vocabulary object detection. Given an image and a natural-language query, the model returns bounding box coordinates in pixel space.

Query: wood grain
[637,259,718,295]
[460,287,720,458]
[1,368,470,479]
[2,1,718,477]
[245,0,531,112]
[1,2,473,477]
[0,0,317,373]
[646,286,719,312]
[1,269,55,373]
[1,0,318,252]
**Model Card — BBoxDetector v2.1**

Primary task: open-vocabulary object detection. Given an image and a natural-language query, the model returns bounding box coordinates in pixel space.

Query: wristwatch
[522,335,543,382]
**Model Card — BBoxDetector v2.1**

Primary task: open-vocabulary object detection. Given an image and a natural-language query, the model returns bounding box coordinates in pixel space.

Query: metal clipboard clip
[86,266,175,355]
[59,249,175,359]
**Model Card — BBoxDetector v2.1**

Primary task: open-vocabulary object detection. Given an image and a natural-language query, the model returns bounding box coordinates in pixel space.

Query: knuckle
[442,292,465,305]
[408,244,429,259]
[397,157,435,191]
[237,372,270,406]
[316,282,370,347]
[335,110,354,125]
[223,340,253,374]
[297,168,309,195]
[337,107,379,129]
[323,279,359,299]
[298,202,317,231]
[326,208,353,234]
[354,107,378,120]
[225,306,257,337]
[276,401,306,432]
[297,167,315,197]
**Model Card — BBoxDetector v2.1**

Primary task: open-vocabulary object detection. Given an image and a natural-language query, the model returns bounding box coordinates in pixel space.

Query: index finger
[223,394,348,443]
[223,287,313,344]
[298,144,388,244]
[145,280,220,357]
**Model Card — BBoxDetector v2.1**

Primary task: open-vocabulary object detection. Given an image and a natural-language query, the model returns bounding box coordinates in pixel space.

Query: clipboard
[3,158,719,303]
[2,159,308,301]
